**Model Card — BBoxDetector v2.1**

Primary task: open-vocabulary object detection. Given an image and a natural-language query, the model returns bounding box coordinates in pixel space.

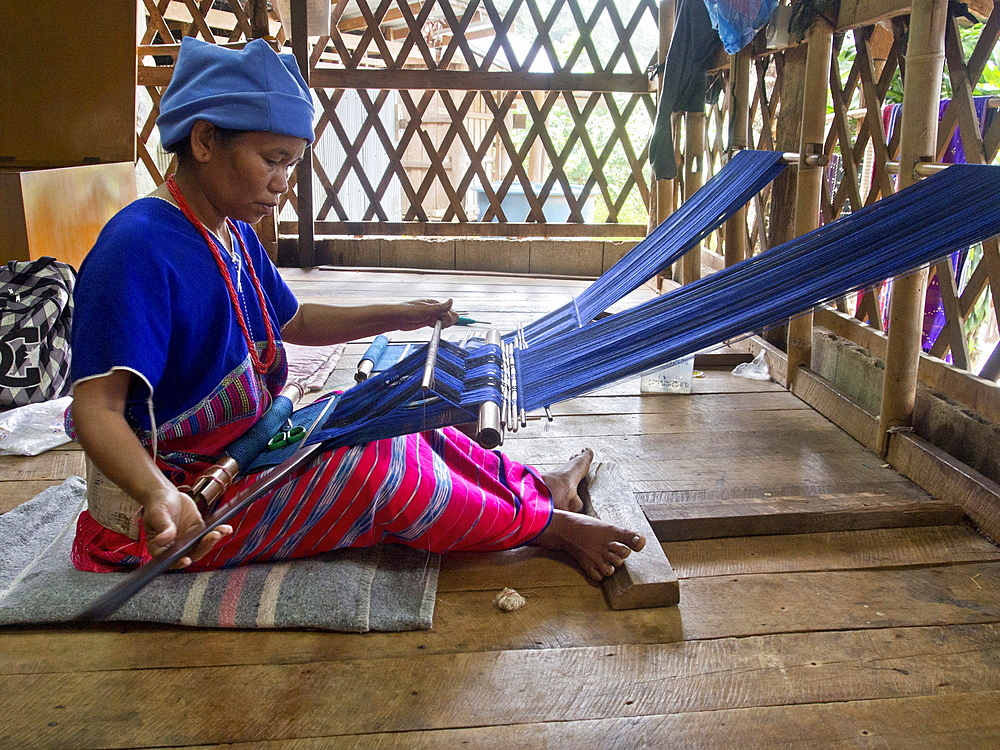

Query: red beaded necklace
[166,174,278,373]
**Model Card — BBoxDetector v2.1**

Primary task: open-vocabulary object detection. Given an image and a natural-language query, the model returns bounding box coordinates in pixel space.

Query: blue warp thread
[296,160,1000,451]
[510,149,788,346]
[518,163,1000,410]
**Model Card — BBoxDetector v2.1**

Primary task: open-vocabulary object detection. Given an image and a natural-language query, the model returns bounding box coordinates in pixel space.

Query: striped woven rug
[0,477,438,631]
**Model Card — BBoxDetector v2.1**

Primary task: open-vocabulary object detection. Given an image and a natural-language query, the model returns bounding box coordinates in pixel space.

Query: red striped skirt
[72,427,553,572]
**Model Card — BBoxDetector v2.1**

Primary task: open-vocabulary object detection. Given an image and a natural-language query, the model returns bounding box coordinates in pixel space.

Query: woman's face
[201,129,308,225]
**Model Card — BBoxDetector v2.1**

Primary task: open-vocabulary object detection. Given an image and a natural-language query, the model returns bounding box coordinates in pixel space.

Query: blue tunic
[70,197,298,465]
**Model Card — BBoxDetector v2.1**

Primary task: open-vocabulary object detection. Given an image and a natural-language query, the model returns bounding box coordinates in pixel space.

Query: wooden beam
[724,48,751,267]
[681,112,706,284]
[313,69,650,93]
[787,21,834,387]
[888,430,1000,542]
[139,66,651,92]
[643,491,963,541]
[291,221,648,238]
[837,0,994,31]
[290,0,315,268]
[581,462,679,610]
[790,367,881,450]
[653,0,676,240]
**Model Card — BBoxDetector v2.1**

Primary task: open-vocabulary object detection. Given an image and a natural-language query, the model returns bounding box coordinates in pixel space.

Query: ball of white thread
[493,587,527,612]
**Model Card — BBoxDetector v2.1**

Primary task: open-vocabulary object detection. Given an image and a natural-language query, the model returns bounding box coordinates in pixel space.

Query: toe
[608,541,633,560]
[603,549,626,568]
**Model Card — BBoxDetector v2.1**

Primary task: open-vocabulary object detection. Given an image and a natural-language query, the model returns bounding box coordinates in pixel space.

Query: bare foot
[540,448,594,513]
[532,509,646,582]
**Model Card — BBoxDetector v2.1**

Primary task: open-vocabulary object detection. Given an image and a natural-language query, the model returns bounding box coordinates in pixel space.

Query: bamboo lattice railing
[135,0,659,239]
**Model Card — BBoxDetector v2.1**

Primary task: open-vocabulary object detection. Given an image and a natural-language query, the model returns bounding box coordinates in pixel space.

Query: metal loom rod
[475,330,503,449]
[187,382,304,513]
[421,320,443,391]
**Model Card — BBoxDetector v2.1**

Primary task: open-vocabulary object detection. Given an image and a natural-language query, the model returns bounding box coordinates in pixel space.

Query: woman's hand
[142,487,233,569]
[395,298,459,331]
[282,299,460,346]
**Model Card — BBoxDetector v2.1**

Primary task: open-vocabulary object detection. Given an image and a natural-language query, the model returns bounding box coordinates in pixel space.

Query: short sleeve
[71,214,173,396]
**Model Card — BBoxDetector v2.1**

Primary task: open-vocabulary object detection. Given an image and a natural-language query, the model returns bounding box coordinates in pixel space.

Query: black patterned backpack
[0,257,76,409]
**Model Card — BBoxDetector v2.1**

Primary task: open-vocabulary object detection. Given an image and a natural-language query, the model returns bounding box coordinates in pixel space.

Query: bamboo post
[681,111,706,284]
[290,0,315,268]
[877,0,949,454]
[786,20,834,387]
[724,48,750,267]
[654,0,676,231]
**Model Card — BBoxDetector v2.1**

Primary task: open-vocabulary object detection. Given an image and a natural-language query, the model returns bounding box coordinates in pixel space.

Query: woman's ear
[188,120,217,164]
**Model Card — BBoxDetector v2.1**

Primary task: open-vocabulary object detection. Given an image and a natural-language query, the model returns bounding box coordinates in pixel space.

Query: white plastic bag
[732,350,771,381]
[0,396,72,456]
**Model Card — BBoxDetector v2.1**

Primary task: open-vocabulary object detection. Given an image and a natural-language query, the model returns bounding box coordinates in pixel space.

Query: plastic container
[640,355,695,394]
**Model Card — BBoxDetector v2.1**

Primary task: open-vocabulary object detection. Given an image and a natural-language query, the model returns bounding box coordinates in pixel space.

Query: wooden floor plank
[535,392,811,417]
[5,559,1000,676]
[439,524,1000,589]
[5,623,999,748]
[0,480,70,513]
[2,267,995,750]
[0,451,84,483]
[172,690,1000,749]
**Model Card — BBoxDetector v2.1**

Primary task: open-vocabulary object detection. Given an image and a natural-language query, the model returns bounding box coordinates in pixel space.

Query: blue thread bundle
[298,161,1000,450]
[517,164,1000,410]
[512,150,787,346]
[306,340,502,448]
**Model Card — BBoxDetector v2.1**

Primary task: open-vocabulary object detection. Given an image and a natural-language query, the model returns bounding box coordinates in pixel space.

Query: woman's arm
[281,299,458,346]
[71,371,231,567]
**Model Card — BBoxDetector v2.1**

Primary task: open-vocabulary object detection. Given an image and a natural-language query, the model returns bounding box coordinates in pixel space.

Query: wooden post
[654,0,676,234]
[527,92,546,186]
[877,0,949,454]
[786,21,833,387]
[290,0,315,268]
[249,0,270,38]
[724,48,750,267]
[681,111,705,284]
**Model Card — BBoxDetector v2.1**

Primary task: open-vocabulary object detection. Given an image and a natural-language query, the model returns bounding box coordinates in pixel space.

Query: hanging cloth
[649,0,724,180]
[704,0,779,54]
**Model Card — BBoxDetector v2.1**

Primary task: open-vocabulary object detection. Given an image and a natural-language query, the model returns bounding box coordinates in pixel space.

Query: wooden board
[790,366,881,451]
[6,559,1000,677]
[642,490,963,540]
[0,480,69,513]
[888,430,1000,543]
[184,690,1000,749]
[5,623,1000,747]
[581,462,679,609]
[0,451,84,482]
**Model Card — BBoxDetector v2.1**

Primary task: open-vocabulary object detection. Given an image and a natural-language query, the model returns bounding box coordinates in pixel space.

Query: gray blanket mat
[0,477,438,631]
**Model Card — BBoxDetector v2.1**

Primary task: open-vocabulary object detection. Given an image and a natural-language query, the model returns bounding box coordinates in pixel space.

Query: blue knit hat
[157,37,315,150]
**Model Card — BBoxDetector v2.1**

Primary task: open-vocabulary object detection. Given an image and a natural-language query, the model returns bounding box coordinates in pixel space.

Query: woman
[69,37,644,583]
